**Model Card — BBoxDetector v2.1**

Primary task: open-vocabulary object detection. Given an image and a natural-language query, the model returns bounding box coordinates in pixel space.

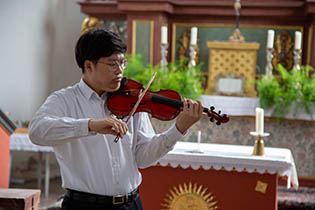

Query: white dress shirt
[29,78,184,196]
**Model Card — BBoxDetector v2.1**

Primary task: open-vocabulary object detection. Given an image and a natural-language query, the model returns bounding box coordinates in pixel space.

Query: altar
[139,142,298,210]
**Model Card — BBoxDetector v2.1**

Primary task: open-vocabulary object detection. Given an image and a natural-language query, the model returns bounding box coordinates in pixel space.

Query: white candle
[266,30,275,49]
[197,130,201,151]
[197,131,201,144]
[294,31,302,50]
[190,27,198,45]
[161,26,168,45]
[255,108,264,135]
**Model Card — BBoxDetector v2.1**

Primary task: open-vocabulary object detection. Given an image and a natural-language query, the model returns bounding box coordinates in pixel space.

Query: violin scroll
[207,106,229,125]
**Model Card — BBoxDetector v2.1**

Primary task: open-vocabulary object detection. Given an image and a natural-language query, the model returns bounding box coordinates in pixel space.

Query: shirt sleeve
[134,112,185,168]
[28,92,92,146]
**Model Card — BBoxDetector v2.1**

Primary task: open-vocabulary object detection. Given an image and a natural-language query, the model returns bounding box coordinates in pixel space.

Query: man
[29,29,203,210]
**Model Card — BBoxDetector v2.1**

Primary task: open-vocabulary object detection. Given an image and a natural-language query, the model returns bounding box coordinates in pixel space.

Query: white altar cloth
[156,141,299,189]
[10,133,53,152]
[10,133,53,197]
[201,95,314,121]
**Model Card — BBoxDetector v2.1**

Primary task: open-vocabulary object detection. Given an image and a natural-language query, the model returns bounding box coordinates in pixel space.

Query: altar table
[201,95,315,121]
[139,142,298,210]
[10,132,53,197]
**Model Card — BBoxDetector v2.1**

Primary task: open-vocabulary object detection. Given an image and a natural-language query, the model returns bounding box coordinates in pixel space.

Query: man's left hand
[175,98,203,134]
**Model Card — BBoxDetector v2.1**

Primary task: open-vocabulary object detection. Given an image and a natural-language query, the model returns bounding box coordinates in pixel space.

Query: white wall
[0,0,86,121]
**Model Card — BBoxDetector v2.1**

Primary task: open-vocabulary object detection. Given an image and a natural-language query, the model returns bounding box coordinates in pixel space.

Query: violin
[107,78,229,125]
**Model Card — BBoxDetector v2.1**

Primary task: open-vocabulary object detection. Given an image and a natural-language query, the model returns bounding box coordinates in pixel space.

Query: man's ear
[84,60,94,72]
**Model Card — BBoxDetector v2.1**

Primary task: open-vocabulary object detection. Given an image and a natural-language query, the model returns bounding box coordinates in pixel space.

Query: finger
[183,98,188,113]
[107,129,119,136]
[187,99,195,115]
[106,117,118,129]
[122,122,128,135]
[112,122,120,133]
[117,119,127,134]
[193,99,201,113]
[111,118,125,131]
[121,120,128,131]
[197,100,203,116]
[192,100,200,115]
[98,127,119,136]
[118,123,125,138]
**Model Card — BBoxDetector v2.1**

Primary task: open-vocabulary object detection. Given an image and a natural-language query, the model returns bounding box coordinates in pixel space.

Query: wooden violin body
[108,78,229,125]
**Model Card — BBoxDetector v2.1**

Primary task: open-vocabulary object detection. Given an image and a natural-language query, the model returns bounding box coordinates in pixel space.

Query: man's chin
[107,84,121,93]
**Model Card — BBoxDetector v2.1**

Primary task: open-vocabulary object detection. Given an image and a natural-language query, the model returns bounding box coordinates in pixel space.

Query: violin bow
[114,72,157,143]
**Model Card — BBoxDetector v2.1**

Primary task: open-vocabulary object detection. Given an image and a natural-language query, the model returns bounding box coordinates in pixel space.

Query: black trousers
[61,194,143,210]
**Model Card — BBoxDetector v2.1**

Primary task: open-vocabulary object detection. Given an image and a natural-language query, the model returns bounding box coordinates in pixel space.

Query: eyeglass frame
[97,59,128,72]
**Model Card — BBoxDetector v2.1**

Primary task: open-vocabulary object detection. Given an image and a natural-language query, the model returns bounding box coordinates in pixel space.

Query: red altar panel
[0,125,10,188]
[140,166,278,210]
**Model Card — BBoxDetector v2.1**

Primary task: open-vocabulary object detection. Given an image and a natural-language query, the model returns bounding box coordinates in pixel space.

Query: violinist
[29,29,203,210]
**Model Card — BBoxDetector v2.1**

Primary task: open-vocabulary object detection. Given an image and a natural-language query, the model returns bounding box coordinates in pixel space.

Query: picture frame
[215,73,245,96]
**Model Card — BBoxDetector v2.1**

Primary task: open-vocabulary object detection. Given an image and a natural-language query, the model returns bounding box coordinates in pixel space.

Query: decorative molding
[171,23,303,63]
[206,41,260,97]
[255,180,268,194]
[80,16,100,34]
[132,20,136,56]
[272,31,294,72]
[161,182,218,210]
[307,25,313,65]
[78,0,314,66]
[78,0,315,18]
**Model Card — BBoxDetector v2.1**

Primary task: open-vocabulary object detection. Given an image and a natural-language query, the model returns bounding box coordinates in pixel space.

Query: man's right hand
[88,117,128,138]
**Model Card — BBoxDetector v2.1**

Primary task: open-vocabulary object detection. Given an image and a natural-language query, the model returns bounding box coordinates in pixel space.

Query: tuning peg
[216,121,221,125]
[210,117,214,122]
[218,110,221,114]
[210,106,215,111]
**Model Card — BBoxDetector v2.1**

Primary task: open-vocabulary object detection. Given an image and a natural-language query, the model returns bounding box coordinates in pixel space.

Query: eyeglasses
[97,59,128,72]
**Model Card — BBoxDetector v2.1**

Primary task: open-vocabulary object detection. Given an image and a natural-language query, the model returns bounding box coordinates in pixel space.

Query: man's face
[84,52,125,95]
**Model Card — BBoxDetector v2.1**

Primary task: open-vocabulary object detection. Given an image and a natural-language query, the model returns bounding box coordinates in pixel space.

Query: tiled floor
[10,178,65,210]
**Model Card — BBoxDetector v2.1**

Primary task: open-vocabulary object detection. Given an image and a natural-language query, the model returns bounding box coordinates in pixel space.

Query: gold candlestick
[250,132,270,156]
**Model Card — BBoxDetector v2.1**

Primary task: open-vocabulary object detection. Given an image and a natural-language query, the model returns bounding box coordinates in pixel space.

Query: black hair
[75,29,126,73]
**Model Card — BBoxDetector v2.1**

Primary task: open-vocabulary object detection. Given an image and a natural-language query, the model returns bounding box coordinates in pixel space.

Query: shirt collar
[78,78,107,101]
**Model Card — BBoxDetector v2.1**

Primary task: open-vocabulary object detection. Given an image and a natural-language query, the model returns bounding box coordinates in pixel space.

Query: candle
[161,26,168,45]
[190,27,198,45]
[266,30,275,49]
[255,108,264,135]
[197,131,201,144]
[294,31,301,50]
[197,130,201,151]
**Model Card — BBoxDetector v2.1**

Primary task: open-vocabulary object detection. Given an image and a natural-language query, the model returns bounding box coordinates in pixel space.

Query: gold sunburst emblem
[161,182,218,210]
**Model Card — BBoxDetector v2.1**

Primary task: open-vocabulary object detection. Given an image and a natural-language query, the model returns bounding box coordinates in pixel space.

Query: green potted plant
[256,64,315,118]
[123,54,204,100]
